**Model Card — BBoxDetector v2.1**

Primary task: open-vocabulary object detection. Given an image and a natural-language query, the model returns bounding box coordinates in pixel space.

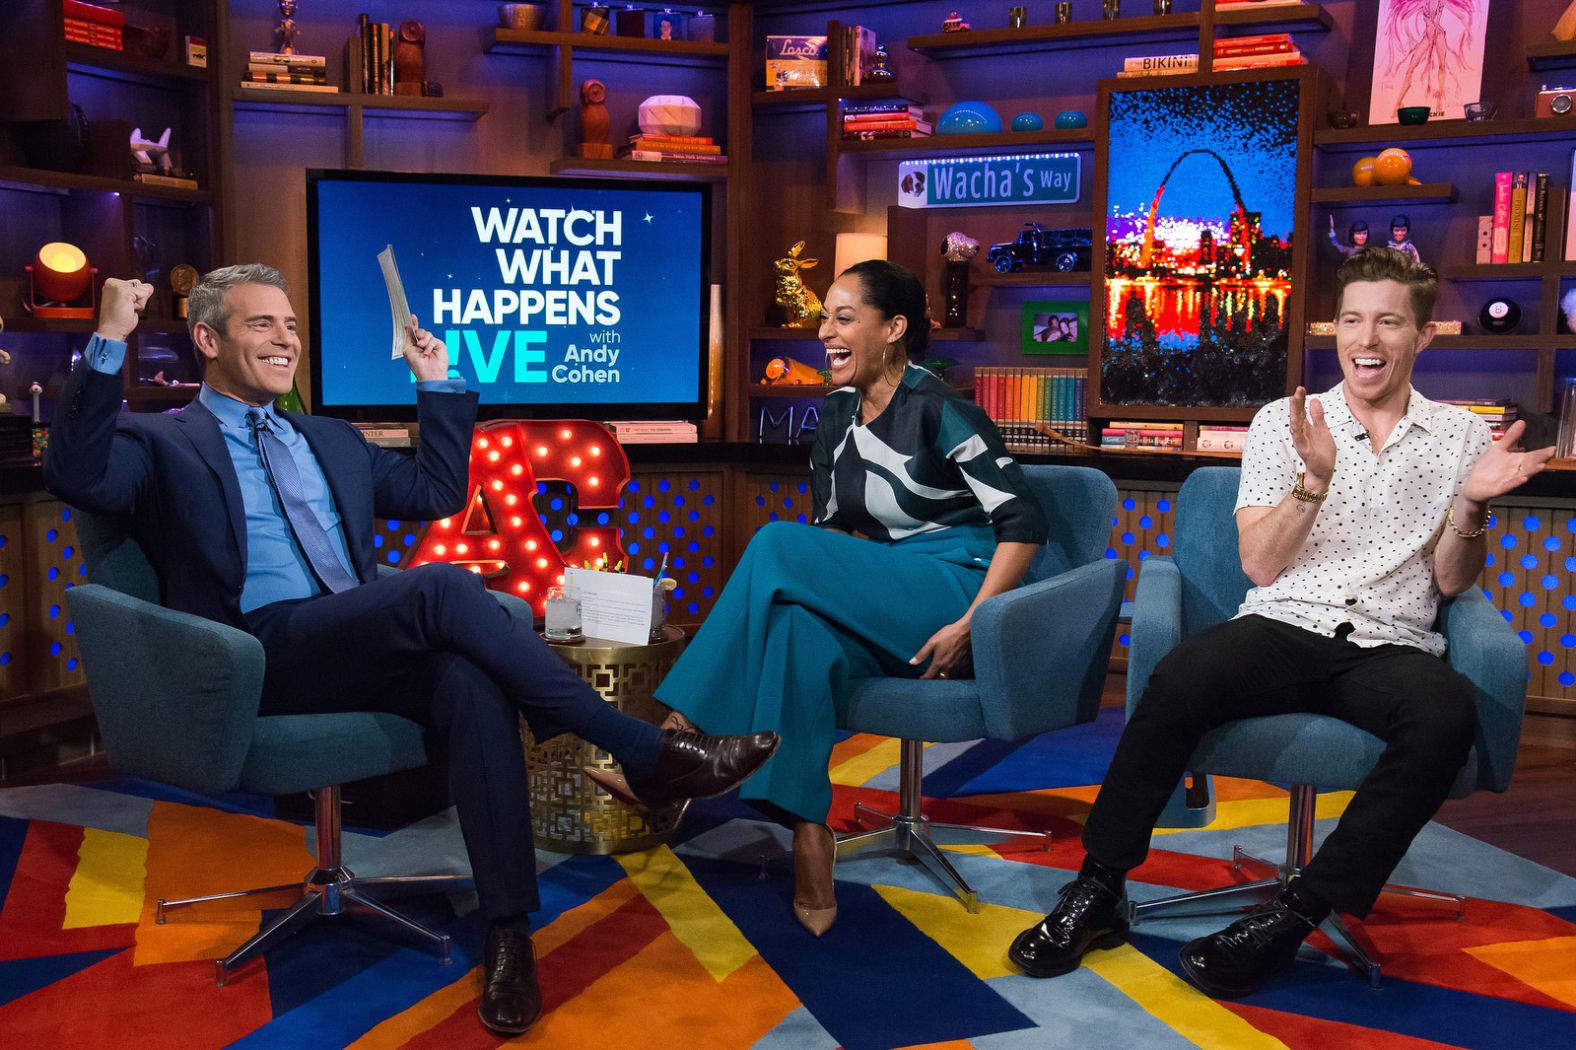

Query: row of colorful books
[64,0,123,50]
[842,102,930,141]
[1478,173,1555,264]
[974,367,1088,451]
[240,51,339,94]
[620,133,728,165]
[833,23,880,87]
[1116,33,1305,78]
[1441,398,1518,441]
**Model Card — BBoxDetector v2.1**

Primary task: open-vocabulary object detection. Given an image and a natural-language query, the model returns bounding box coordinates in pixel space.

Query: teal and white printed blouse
[811,365,1048,547]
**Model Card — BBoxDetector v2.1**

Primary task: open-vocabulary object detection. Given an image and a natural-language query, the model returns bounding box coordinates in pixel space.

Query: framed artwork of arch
[1092,67,1314,419]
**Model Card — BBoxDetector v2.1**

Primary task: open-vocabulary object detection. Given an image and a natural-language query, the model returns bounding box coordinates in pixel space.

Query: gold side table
[523,625,685,854]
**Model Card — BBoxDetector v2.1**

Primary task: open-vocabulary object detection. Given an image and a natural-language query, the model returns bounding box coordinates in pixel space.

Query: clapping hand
[401,315,451,382]
[1289,386,1336,485]
[1463,420,1555,503]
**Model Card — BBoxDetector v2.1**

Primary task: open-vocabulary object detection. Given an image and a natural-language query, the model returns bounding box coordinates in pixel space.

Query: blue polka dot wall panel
[22,500,85,695]
[1482,500,1576,708]
[742,474,816,537]
[0,503,21,699]
[619,470,728,623]
[1110,486,1178,606]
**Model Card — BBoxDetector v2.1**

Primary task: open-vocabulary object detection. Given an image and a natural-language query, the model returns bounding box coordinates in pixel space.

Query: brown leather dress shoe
[584,728,779,812]
[478,926,542,1036]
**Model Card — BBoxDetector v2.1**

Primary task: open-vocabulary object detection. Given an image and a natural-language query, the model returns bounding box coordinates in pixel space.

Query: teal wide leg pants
[654,520,992,824]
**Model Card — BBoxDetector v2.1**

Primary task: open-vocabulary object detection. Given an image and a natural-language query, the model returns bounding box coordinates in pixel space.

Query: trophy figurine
[275,0,301,55]
[940,231,979,329]
[170,263,199,319]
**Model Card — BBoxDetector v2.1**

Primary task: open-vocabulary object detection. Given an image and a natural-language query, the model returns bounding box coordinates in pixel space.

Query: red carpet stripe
[0,821,135,963]
[399,891,670,1049]
[1225,1001,1462,1049]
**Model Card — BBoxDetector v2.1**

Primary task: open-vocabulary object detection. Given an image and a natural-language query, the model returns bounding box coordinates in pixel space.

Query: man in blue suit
[45,266,777,1036]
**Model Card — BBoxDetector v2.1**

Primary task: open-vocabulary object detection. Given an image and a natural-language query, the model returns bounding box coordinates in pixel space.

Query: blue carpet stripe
[0,816,28,915]
[1130,931,1576,1048]
[0,947,123,1009]
[681,853,1035,1050]
[922,738,1025,798]
[956,709,1127,795]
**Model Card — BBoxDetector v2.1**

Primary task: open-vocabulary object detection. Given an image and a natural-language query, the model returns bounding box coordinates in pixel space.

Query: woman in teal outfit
[653,260,1048,935]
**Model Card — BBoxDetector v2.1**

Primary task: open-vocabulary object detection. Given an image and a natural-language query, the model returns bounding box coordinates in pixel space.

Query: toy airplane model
[130,127,174,173]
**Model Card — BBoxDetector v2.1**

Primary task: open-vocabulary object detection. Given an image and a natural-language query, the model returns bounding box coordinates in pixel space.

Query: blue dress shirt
[83,333,464,612]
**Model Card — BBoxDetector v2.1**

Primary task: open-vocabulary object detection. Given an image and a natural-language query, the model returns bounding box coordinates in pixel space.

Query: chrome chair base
[154,786,474,985]
[1128,785,1467,990]
[762,740,1051,913]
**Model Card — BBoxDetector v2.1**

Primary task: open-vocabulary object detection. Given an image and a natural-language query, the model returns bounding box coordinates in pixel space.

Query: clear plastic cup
[544,585,584,642]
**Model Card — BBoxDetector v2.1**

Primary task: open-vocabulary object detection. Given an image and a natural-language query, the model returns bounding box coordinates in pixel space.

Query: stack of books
[1196,424,1249,452]
[606,420,698,444]
[242,51,337,93]
[623,133,727,165]
[973,366,1087,451]
[842,102,931,141]
[64,0,123,51]
[1479,172,1553,264]
[1441,399,1518,442]
[1117,33,1305,78]
[1102,421,1183,450]
[352,424,412,448]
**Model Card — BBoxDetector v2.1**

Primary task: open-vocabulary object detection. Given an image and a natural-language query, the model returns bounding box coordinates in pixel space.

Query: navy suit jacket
[44,362,479,630]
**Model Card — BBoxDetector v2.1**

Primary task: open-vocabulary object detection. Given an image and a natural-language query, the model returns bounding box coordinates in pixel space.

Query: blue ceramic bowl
[1011,112,1044,132]
[937,100,1004,135]
[1054,110,1088,129]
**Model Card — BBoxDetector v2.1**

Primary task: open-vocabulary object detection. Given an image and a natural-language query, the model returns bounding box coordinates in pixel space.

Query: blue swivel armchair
[1124,467,1526,985]
[64,512,485,984]
[773,465,1126,912]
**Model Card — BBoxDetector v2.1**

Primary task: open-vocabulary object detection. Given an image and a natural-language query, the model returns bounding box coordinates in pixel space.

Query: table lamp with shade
[25,241,98,319]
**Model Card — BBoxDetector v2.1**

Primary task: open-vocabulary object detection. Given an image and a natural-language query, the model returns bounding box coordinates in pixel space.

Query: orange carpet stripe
[0,821,134,963]
[1224,1001,1460,1050]
[400,891,671,1050]
[0,947,271,1049]
[134,801,315,966]
[894,1041,977,1050]
[343,963,485,1050]
[513,931,798,1047]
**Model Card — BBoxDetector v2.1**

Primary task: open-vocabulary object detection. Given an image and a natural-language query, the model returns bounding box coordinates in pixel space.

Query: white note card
[565,568,655,646]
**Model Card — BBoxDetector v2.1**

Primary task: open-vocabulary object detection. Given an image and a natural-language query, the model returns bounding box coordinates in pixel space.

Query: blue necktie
[246,408,359,594]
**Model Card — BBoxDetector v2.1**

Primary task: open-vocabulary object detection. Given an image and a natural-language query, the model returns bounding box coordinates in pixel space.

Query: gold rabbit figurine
[773,241,823,329]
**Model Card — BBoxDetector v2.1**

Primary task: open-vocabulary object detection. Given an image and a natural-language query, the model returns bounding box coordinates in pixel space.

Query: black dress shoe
[478,926,542,1036]
[587,729,779,813]
[1008,876,1130,978]
[1178,896,1317,999]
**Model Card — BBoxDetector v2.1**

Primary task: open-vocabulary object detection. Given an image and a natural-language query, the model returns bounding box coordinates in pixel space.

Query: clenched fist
[98,278,154,342]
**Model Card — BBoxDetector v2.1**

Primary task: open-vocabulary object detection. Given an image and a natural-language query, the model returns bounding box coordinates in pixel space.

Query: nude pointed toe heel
[792,823,838,937]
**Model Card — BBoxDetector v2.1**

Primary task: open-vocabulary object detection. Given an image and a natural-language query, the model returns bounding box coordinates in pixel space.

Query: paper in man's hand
[377,245,413,362]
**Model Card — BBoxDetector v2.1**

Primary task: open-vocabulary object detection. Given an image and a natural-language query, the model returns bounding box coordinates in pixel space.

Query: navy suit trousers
[246,562,610,920]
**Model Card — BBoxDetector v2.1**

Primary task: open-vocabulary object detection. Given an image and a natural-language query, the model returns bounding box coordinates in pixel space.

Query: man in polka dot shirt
[1009,248,1555,998]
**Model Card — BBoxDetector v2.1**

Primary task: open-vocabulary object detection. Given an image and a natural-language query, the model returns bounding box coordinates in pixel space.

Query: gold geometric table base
[523,625,685,854]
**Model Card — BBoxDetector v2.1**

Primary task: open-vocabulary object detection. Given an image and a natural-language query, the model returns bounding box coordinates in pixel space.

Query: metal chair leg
[157,882,306,922]
[906,833,981,913]
[343,887,453,963]
[1321,913,1382,989]
[216,891,324,985]
[1131,877,1281,923]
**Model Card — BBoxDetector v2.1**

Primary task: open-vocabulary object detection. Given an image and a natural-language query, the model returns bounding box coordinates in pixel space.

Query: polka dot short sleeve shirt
[1233,382,1493,656]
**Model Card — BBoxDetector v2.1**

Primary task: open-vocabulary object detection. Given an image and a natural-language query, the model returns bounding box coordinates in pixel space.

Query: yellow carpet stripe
[873,885,1036,980]
[1154,791,1352,837]
[64,828,148,929]
[830,739,934,787]
[1083,945,1289,1049]
[617,845,755,982]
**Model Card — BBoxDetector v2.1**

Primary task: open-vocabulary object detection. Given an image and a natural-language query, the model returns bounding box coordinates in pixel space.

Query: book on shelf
[1475,215,1493,264]
[1215,0,1307,7]
[133,172,200,189]
[246,61,329,76]
[843,127,930,140]
[1197,425,1249,452]
[238,81,341,93]
[973,366,1088,451]
[606,420,698,444]
[1509,172,1529,265]
[1533,172,1550,263]
[843,113,930,127]
[844,101,922,117]
[630,133,715,148]
[1491,172,1512,263]
[843,119,932,136]
[65,0,125,26]
[629,137,719,154]
[1213,54,1306,70]
[353,424,412,447]
[1101,428,1182,450]
[250,51,326,66]
[244,71,330,85]
[628,149,728,164]
[835,24,879,87]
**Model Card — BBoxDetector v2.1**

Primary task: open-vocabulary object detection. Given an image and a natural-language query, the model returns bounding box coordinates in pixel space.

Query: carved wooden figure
[579,79,614,159]
[393,20,426,97]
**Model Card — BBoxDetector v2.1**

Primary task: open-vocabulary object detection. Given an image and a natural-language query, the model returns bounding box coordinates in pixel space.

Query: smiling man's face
[194,283,300,406]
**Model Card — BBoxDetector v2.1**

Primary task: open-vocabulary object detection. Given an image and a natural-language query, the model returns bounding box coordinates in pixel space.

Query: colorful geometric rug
[3,710,1575,1049]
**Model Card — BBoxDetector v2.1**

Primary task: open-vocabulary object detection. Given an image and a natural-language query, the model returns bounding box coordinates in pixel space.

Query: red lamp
[26,242,99,319]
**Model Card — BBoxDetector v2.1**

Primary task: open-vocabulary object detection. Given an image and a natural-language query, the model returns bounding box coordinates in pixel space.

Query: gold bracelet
[1446,503,1491,539]
[1290,471,1328,504]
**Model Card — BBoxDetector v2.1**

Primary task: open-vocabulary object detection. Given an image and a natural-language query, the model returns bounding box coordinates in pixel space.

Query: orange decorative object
[1351,156,1377,187]
[1373,147,1413,186]
[25,241,98,318]
[404,420,632,615]
[761,356,825,385]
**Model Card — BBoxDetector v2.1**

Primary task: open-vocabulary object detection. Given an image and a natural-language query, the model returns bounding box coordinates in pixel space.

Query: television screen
[306,169,711,421]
